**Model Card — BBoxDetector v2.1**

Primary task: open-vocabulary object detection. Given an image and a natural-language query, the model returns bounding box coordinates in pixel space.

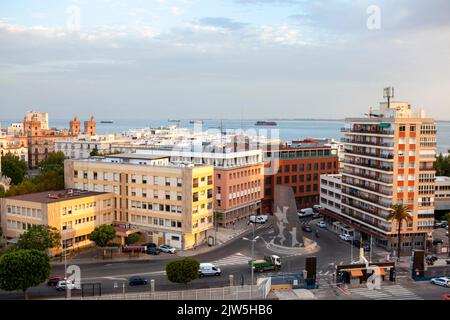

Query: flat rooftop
[105,153,169,160]
[436,176,450,183]
[5,189,109,204]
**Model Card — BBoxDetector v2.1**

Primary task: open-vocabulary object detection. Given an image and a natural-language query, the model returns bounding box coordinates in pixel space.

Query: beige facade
[340,100,436,253]
[0,189,115,255]
[64,154,214,250]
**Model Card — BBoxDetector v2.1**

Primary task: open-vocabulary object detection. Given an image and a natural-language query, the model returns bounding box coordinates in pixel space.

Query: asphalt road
[0,217,447,300]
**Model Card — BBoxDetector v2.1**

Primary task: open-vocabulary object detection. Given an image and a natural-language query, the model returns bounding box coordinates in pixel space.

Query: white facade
[435,176,450,211]
[55,135,126,159]
[320,174,342,215]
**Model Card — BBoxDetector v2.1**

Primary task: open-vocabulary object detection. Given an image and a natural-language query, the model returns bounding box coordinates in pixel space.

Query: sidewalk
[51,221,269,264]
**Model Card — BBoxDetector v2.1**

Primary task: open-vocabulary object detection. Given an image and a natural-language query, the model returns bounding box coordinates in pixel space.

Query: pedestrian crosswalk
[349,285,423,300]
[210,253,252,267]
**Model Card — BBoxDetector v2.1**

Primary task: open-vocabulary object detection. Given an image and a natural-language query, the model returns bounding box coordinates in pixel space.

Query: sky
[0,0,449,120]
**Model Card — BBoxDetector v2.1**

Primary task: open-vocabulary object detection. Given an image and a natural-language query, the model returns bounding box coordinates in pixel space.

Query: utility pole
[243,223,259,300]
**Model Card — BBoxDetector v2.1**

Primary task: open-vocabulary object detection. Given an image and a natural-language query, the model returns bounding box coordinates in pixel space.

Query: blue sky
[1,0,450,120]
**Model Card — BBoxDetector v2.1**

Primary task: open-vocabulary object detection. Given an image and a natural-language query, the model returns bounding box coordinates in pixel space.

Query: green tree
[166,258,199,287]
[443,212,450,258]
[126,233,141,245]
[16,225,61,252]
[38,151,65,175]
[89,225,116,247]
[90,147,99,157]
[0,249,51,299]
[388,204,410,260]
[0,154,27,185]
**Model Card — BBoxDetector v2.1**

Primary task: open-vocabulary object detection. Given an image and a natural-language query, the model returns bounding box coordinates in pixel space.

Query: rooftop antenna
[383,86,394,109]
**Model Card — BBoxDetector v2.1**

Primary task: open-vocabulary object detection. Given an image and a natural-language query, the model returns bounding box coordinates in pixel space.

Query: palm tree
[387,204,409,261]
[443,212,450,257]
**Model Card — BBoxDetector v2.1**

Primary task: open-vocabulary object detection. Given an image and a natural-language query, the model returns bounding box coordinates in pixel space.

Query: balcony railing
[343,169,393,184]
[344,149,394,160]
[342,197,388,216]
[341,138,394,148]
[341,128,394,136]
[341,177,393,196]
[341,208,392,232]
[342,188,392,209]
[343,159,393,172]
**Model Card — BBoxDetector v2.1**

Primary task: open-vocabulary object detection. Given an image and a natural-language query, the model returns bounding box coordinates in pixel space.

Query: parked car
[159,244,176,254]
[199,263,222,277]
[434,221,448,228]
[339,234,353,242]
[298,208,314,218]
[312,205,323,213]
[430,277,450,288]
[316,221,327,228]
[433,239,444,245]
[302,225,312,233]
[56,280,80,291]
[146,247,160,255]
[144,242,157,248]
[47,276,65,286]
[249,215,268,224]
[129,276,148,286]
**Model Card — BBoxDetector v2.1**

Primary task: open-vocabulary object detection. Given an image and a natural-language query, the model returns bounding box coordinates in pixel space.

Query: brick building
[262,139,339,213]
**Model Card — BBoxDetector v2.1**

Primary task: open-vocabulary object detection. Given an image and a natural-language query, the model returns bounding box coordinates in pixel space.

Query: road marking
[349,285,423,300]
[210,253,253,267]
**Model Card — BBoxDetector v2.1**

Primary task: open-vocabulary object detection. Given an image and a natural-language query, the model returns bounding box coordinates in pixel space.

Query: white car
[313,205,323,212]
[56,280,80,291]
[430,277,450,288]
[159,244,176,254]
[297,208,314,218]
[339,234,353,241]
[249,215,268,224]
[316,221,327,228]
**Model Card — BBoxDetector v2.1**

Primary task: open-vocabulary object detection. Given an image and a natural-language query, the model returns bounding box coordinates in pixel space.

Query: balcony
[341,177,392,197]
[341,138,394,148]
[341,128,394,136]
[341,199,390,220]
[343,169,393,185]
[342,188,392,209]
[343,159,393,172]
[344,149,394,160]
[341,207,392,232]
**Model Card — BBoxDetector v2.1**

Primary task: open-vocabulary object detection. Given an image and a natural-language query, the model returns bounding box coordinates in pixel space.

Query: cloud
[197,17,248,31]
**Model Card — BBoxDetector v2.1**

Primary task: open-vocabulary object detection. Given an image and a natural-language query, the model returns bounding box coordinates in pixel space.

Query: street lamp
[243,232,259,300]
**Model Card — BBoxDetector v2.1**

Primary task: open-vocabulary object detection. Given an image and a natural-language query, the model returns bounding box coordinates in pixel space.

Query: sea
[1,118,449,154]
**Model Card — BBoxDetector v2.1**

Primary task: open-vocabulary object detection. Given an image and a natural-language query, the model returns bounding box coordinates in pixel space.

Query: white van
[249,215,268,224]
[297,208,314,218]
[199,263,222,277]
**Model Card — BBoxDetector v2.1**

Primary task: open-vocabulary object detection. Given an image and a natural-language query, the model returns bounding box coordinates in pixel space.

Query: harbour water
[1,118,449,154]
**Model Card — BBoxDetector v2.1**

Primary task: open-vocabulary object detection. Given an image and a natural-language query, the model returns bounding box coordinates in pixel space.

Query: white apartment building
[64,153,214,250]
[435,176,450,211]
[55,134,127,159]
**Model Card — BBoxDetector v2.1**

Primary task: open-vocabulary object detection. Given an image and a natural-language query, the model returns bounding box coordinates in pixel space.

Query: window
[177,178,182,187]
[142,175,147,184]
[165,177,170,186]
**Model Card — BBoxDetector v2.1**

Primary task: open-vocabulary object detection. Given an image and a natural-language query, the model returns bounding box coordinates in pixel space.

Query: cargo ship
[100,120,114,124]
[255,121,277,126]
